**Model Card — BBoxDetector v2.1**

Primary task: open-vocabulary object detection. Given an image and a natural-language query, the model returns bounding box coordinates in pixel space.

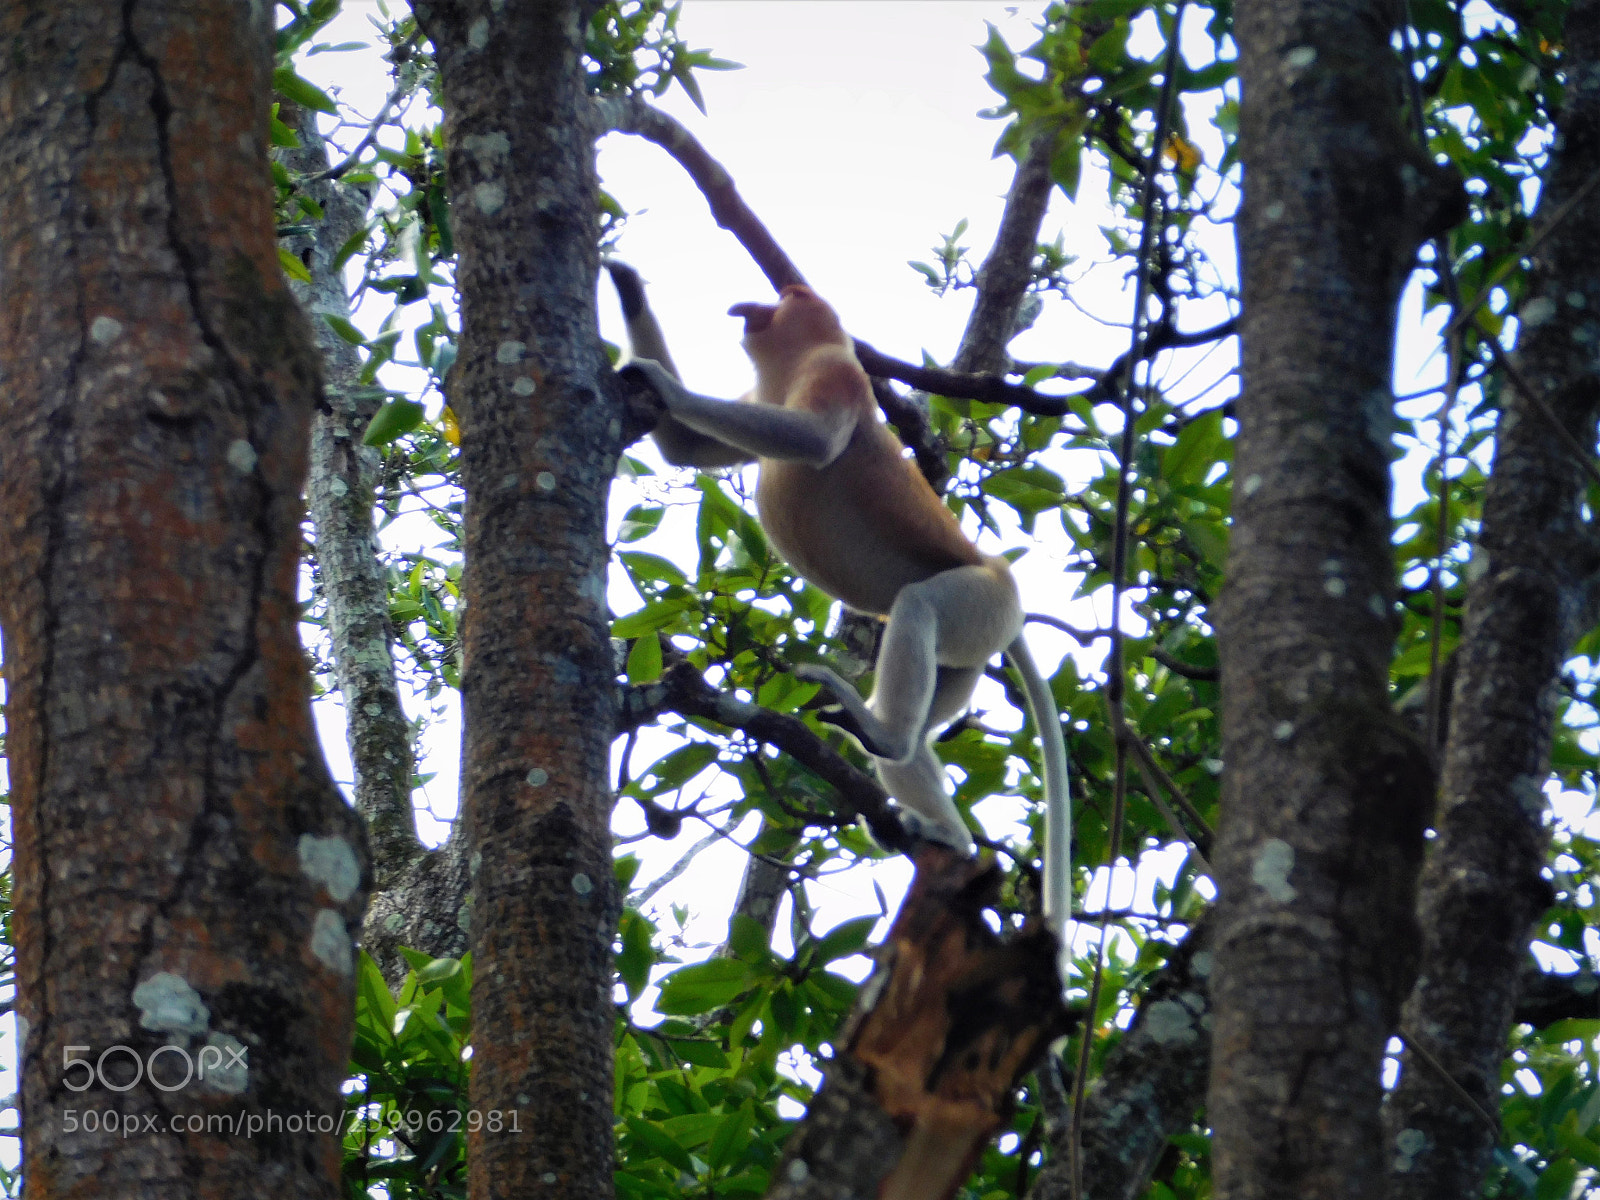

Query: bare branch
[956,127,1061,374]
[594,92,805,291]
[617,661,910,852]
[853,340,1073,415]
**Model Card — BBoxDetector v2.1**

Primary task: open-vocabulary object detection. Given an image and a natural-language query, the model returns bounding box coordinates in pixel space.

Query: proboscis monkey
[608,265,1070,936]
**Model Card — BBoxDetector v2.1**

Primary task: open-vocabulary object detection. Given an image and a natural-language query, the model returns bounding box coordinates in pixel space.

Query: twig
[633,826,727,907]
[1120,724,1215,846]
[308,56,416,182]
[616,661,908,852]
[1146,645,1218,682]
[853,339,1071,415]
[1445,166,1600,336]
[1026,612,1106,642]
[1479,330,1600,491]
[1399,4,1468,756]
[1398,1032,1501,1134]
[1078,318,1240,407]
[1127,751,1213,877]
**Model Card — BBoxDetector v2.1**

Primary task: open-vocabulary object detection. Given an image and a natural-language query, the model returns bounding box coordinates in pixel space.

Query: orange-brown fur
[742,288,985,612]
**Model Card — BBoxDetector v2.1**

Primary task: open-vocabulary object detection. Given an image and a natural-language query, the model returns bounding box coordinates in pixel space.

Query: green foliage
[586,1,741,114]
[263,2,1600,1199]
[344,952,473,1198]
[613,901,863,1200]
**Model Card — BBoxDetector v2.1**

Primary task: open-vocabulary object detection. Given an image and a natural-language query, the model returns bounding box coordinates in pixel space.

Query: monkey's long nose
[728,301,776,334]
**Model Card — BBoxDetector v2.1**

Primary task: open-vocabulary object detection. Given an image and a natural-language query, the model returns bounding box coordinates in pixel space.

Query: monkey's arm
[607,261,758,470]
[648,420,761,469]
[622,359,855,468]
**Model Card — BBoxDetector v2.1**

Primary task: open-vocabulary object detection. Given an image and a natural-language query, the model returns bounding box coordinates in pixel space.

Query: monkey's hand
[617,358,677,415]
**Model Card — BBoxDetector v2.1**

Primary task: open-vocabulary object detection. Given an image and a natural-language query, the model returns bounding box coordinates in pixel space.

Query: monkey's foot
[795,663,903,759]
[895,807,976,855]
[812,701,874,746]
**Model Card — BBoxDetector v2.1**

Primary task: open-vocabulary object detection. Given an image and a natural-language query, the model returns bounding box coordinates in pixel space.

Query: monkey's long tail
[1005,637,1071,946]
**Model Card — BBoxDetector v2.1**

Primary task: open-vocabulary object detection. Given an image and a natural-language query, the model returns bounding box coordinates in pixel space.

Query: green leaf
[727,913,772,963]
[663,1038,729,1069]
[358,952,399,1031]
[809,916,877,965]
[633,745,719,795]
[626,634,663,684]
[620,550,685,586]
[277,245,312,284]
[272,66,338,113]
[618,507,666,545]
[1533,1155,1578,1200]
[363,399,426,446]
[332,225,370,272]
[269,105,298,149]
[706,1104,754,1169]
[616,908,655,1000]
[413,957,461,985]
[1163,410,1224,488]
[322,313,365,345]
[625,1115,696,1172]
[611,596,693,638]
[656,957,754,1015]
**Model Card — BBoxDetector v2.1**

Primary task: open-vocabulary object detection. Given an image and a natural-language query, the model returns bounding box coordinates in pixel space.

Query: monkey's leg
[800,565,1020,761]
[875,741,973,853]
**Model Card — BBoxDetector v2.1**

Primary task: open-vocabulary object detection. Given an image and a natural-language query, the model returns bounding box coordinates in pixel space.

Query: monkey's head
[730,285,849,371]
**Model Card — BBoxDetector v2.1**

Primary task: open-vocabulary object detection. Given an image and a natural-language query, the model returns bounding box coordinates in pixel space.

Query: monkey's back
[756,418,983,614]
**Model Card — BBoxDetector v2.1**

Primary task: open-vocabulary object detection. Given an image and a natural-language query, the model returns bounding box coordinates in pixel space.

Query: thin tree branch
[308,73,410,182]
[594,92,805,291]
[853,340,1071,414]
[1445,165,1600,336]
[634,825,727,907]
[1146,646,1218,682]
[1479,325,1600,490]
[955,124,1061,374]
[617,661,909,852]
[1120,725,1215,849]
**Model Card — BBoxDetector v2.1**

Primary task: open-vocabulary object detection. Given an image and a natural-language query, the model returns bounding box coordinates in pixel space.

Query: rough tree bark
[0,3,369,1197]
[765,853,1069,1200]
[410,2,624,1198]
[1387,2,1600,1194]
[1029,917,1214,1200]
[952,126,1058,376]
[1211,2,1461,1198]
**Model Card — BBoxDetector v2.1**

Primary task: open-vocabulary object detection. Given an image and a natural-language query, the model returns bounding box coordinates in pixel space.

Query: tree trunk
[1029,915,1214,1200]
[279,105,422,892]
[411,2,624,1198]
[0,3,368,1196]
[1211,3,1459,1197]
[1386,3,1600,1194]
